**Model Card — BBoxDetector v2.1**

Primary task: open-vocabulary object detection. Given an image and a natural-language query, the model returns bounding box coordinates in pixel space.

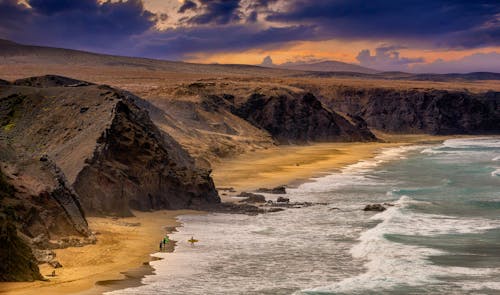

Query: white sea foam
[342,145,425,174]
[442,137,500,149]
[304,195,500,294]
[492,168,500,177]
[108,137,500,295]
[461,281,500,292]
[493,155,500,161]
[295,145,425,195]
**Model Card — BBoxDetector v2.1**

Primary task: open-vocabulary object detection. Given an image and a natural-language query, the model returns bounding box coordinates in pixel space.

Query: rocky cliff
[322,87,500,134]
[0,75,220,218]
[0,161,87,282]
[73,96,220,216]
[0,75,222,281]
[232,92,376,143]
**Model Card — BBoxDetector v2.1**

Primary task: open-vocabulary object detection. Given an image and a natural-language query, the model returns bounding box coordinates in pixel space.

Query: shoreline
[0,210,200,295]
[0,134,462,295]
[212,133,458,195]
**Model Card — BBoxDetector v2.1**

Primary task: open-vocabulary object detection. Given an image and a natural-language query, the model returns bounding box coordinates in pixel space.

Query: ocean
[108,137,500,295]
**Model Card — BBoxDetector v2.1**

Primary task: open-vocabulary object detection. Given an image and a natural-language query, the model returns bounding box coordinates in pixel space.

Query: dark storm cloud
[0,0,156,53]
[29,0,98,15]
[267,0,500,49]
[178,0,197,13]
[0,0,31,32]
[135,24,317,59]
[0,0,498,62]
[187,0,242,25]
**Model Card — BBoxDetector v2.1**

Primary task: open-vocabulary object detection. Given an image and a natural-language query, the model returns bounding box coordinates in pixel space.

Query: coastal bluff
[0,75,220,281]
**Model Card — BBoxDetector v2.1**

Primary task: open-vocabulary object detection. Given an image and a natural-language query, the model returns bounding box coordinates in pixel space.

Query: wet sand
[0,134,457,295]
[212,133,456,195]
[0,210,200,295]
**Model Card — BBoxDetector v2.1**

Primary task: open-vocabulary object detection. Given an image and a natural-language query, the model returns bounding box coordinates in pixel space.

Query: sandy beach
[0,210,199,295]
[212,133,455,193]
[0,134,456,295]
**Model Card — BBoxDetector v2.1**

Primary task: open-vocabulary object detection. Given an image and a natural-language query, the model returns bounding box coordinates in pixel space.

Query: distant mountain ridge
[273,60,379,74]
[0,39,498,80]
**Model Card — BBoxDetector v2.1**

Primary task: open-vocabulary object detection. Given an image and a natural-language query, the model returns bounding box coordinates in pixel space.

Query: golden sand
[0,210,200,295]
[212,133,455,193]
[0,134,457,295]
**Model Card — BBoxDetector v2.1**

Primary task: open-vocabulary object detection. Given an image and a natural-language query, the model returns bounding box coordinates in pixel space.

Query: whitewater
[108,137,500,295]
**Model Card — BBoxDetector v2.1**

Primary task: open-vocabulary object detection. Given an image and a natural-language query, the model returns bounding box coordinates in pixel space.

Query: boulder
[48,260,62,268]
[363,204,386,212]
[276,196,290,203]
[256,186,287,194]
[237,192,266,203]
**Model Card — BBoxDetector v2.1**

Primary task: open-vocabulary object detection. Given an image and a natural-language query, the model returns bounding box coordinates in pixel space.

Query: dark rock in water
[256,186,287,194]
[48,260,62,268]
[266,207,285,213]
[276,196,290,203]
[206,202,265,215]
[218,187,236,193]
[237,192,266,203]
[265,201,327,209]
[363,204,386,212]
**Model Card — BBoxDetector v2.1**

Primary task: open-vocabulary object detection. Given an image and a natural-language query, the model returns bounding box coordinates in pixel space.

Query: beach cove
[0,134,477,295]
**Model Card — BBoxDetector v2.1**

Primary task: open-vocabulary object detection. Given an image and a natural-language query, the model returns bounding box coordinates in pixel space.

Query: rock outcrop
[73,98,220,216]
[324,87,500,135]
[13,75,92,88]
[256,186,287,194]
[0,76,220,218]
[0,156,91,281]
[232,92,376,143]
[0,219,43,282]
[363,204,387,212]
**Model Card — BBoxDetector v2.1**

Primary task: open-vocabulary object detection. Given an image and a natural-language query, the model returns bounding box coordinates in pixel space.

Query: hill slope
[0,75,220,217]
[276,60,378,74]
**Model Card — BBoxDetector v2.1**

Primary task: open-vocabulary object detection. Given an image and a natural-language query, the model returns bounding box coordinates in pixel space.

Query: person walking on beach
[159,241,163,251]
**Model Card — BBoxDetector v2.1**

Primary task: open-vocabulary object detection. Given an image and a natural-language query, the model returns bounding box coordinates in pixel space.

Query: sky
[0,0,499,73]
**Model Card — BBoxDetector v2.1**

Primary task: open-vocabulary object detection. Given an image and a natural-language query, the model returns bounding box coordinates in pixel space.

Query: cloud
[0,0,31,33]
[266,0,500,49]
[0,0,156,54]
[29,0,98,15]
[261,55,274,66]
[356,46,425,72]
[410,52,500,73]
[178,0,197,13]
[186,0,242,25]
[134,24,316,60]
[0,0,498,72]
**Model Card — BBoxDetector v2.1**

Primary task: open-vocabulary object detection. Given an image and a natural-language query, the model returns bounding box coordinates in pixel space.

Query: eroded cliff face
[0,169,42,282]
[73,99,220,216]
[0,162,88,282]
[232,92,376,143]
[0,75,220,217]
[322,87,500,134]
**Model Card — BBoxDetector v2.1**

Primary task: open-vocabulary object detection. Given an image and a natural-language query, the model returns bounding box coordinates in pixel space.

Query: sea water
[108,137,500,295]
